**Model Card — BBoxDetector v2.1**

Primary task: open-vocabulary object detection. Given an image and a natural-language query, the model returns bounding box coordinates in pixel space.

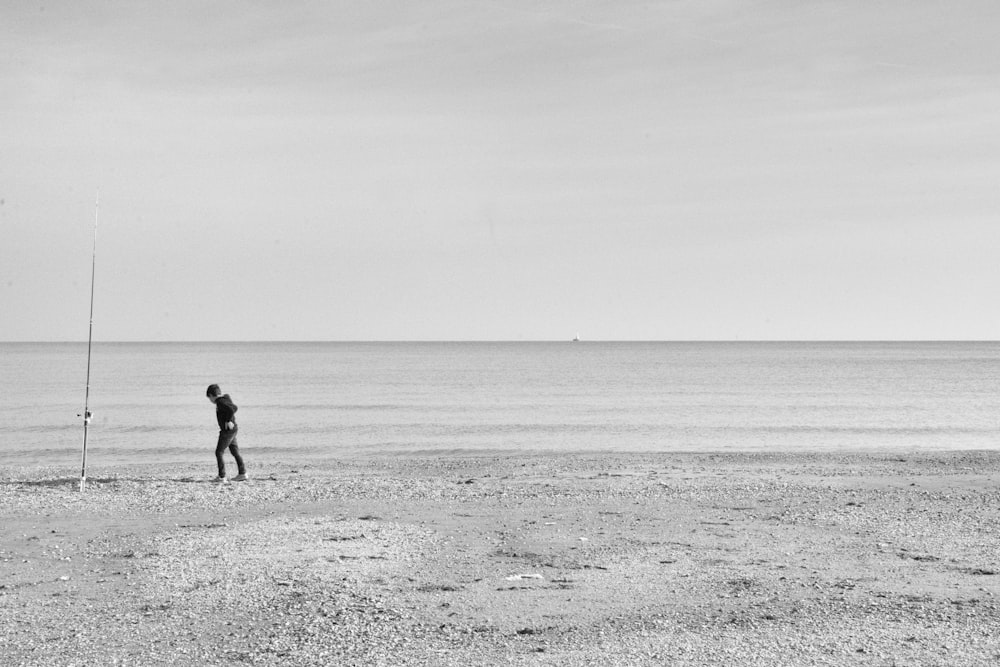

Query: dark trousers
[215,426,246,477]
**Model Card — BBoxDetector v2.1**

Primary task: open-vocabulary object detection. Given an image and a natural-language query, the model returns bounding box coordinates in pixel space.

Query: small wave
[0,447,80,460]
[254,404,411,411]
[0,424,82,434]
[243,422,1000,439]
[105,425,198,434]
[731,425,999,436]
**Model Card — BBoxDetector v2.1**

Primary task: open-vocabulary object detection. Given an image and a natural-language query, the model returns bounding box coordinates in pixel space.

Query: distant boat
[572,333,580,342]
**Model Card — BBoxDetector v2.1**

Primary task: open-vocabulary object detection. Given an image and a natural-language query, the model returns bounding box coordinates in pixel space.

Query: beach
[2,451,999,666]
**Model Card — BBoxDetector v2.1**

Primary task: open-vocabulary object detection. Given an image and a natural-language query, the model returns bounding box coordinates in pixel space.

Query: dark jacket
[215,394,238,430]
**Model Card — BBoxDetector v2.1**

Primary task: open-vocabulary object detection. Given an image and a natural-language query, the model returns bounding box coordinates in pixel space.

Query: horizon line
[3,339,1000,345]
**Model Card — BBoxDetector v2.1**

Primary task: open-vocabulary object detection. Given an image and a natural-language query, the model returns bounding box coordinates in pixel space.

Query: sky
[2,0,999,341]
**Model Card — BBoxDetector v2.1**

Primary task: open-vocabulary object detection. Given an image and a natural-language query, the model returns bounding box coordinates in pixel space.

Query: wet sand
[2,451,999,665]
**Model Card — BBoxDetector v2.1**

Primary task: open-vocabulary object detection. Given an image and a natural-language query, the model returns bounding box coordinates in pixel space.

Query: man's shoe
[233,474,248,482]
[215,476,229,483]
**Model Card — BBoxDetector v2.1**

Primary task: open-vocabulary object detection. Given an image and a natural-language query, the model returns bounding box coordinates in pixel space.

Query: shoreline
[5,444,1000,470]
[3,450,999,665]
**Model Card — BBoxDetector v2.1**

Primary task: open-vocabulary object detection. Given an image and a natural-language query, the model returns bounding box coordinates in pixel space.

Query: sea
[1,341,999,468]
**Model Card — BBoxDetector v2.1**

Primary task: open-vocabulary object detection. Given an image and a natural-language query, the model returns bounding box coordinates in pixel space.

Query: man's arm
[217,396,238,429]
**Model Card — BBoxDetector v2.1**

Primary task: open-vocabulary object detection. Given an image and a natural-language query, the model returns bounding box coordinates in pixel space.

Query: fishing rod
[79,192,99,492]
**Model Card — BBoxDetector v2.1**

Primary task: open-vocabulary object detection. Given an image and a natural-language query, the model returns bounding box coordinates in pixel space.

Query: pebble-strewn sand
[2,451,999,666]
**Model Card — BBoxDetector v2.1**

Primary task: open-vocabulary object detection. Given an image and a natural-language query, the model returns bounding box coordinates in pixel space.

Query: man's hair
[206,384,221,397]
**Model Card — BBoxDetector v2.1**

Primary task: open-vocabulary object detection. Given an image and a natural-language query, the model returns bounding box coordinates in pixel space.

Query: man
[206,384,248,482]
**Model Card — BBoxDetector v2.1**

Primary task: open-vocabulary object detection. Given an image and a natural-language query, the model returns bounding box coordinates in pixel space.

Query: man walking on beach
[206,384,248,482]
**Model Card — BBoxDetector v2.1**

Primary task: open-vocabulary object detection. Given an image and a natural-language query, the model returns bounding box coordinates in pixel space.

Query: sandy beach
[2,451,999,666]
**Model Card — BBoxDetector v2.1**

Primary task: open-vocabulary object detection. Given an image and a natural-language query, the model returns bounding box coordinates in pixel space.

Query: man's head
[206,384,221,403]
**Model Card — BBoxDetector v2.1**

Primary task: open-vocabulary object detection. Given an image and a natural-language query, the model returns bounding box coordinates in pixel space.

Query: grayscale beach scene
[3,2,999,665]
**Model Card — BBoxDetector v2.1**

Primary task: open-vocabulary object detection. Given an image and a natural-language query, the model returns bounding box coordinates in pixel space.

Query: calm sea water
[1,342,999,467]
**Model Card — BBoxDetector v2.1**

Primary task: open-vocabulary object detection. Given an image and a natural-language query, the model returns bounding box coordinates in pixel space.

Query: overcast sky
[2,1,999,341]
